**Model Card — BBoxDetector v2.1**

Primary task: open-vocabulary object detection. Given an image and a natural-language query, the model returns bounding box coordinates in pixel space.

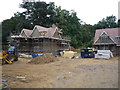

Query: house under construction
[11,24,70,54]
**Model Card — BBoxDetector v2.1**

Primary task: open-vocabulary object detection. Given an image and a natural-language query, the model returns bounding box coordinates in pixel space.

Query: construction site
[1,53,118,88]
[0,25,119,88]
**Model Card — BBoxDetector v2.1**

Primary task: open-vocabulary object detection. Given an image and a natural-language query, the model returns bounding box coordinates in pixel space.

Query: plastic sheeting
[95,50,113,59]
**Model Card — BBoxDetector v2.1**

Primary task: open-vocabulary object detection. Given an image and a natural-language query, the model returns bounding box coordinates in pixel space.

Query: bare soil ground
[2,56,118,88]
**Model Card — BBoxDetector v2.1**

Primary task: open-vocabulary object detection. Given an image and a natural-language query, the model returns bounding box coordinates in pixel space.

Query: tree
[94,15,117,29]
[20,1,56,27]
[79,24,95,47]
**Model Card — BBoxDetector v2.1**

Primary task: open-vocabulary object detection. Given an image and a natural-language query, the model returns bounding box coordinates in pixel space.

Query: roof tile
[94,28,120,45]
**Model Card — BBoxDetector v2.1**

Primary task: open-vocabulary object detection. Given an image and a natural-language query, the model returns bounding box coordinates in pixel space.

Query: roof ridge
[35,25,48,29]
[23,29,32,31]
[96,28,120,30]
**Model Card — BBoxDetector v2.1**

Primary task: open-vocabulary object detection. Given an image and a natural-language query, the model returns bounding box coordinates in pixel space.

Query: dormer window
[39,31,47,36]
[41,32,45,36]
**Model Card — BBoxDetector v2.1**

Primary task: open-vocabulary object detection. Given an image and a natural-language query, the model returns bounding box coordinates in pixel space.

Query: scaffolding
[11,36,70,54]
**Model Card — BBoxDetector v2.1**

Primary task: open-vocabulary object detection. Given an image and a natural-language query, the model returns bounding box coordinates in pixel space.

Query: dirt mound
[29,53,58,64]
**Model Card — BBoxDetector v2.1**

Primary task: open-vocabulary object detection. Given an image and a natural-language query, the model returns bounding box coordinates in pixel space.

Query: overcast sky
[0,0,119,25]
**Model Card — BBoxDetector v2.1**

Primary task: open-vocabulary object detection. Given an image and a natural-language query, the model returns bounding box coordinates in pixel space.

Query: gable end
[94,31,116,45]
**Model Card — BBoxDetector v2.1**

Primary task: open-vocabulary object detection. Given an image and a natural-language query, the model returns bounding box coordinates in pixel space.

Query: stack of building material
[95,50,113,59]
[19,53,32,58]
[61,51,77,59]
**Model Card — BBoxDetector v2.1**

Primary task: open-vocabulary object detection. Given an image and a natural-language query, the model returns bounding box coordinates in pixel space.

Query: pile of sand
[29,53,58,64]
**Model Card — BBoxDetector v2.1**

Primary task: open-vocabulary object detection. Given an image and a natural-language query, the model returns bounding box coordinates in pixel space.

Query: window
[41,32,45,36]
[40,31,47,36]
[118,37,120,42]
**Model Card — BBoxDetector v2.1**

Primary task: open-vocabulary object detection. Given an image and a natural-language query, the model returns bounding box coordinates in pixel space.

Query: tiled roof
[19,24,62,39]
[94,28,120,45]
[34,25,48,31]
[33,24,59,38]
[20,29,32,37]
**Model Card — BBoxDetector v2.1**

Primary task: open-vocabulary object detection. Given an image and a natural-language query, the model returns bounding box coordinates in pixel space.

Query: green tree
[94,15,117,29]
[20,1,56,27]
[80,24,95,47]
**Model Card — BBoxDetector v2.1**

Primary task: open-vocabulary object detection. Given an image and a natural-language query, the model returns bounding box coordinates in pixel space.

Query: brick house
[93,28,120,56]
[11,24,70,53]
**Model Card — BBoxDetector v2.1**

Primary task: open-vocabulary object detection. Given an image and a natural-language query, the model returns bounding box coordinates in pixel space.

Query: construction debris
[0,80,9,89]
[28,53,58,64]
[16,76,26,82]
[32,53,44,58]
[19,53,32,58]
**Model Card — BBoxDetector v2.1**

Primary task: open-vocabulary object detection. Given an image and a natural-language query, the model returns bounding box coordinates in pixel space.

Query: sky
[0,0,119,25]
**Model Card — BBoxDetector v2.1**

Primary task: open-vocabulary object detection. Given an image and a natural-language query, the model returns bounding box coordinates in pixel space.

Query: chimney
[52,24,56,28]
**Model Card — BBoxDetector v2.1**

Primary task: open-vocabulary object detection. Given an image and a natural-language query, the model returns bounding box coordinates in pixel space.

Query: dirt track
[2,57,118,88]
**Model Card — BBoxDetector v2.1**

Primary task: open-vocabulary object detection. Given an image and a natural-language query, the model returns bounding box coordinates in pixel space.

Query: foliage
[94,15,117,29]
[1,1,119,49]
